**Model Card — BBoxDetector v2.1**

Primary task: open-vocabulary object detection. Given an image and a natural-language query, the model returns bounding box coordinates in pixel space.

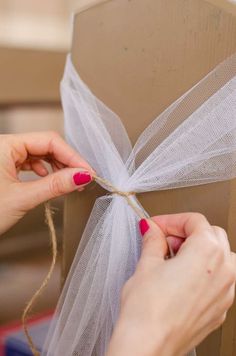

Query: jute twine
[22,201,57,356]
[93,175,146,219]
[22,174,169,355]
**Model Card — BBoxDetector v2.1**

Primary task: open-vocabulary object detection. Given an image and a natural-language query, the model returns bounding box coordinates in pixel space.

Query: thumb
[15,168,93,210]
[139,218,169,264]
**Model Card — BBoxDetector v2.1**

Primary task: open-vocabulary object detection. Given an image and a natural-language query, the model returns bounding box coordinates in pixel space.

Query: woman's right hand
[107,213,236,356]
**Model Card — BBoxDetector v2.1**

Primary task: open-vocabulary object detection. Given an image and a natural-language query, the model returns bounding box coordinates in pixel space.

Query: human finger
[12,168,92,210]
[211,226,231,258]
[152,213,211,239]
[6,132,95,174]
[166,235,185,254]
[138,218,169,267]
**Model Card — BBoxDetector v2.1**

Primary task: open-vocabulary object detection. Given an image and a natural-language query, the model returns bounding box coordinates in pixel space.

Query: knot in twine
[93,174,146,219]
[22,174,146,356]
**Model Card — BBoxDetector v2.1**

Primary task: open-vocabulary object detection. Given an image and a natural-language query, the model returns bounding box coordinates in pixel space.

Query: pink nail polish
[139,219,150,236]
[73,171,91,186]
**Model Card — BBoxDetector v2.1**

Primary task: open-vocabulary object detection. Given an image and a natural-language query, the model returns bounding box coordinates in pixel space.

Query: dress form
[63,1,236,355]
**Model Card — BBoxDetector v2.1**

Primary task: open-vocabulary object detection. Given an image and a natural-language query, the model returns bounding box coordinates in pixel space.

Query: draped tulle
[43,53,236,356]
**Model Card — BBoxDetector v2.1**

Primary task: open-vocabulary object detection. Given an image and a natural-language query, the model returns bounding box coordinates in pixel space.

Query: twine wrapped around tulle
[93,175,146,219]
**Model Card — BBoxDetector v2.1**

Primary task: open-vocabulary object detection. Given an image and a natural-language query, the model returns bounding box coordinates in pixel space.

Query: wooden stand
[63,1,236,354]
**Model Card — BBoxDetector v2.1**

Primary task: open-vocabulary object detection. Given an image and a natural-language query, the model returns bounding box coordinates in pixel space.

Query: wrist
[106,316,177,356]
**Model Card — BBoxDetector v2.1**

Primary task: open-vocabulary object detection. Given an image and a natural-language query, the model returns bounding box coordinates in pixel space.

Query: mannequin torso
[64,1,236,354]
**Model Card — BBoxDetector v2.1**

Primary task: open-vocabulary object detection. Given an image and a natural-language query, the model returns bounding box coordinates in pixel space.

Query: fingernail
[139,219,150,236]
[73,171,92,186]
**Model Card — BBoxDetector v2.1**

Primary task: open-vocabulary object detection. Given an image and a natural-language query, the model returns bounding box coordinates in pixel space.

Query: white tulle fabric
[43,53,236,356]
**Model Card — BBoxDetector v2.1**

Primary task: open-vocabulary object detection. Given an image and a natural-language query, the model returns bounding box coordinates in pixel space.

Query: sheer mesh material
[43,53,236,356]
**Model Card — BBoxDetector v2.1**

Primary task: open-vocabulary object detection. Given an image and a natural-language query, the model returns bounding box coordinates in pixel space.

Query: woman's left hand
[0,131,94,235]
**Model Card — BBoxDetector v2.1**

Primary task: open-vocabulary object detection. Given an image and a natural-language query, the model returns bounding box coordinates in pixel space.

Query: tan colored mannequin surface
[63,1,236,355]
[72,0,236,16]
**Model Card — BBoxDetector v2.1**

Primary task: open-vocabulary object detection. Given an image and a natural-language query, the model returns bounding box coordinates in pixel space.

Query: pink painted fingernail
[73,171,92,186]
[139,219,150,236]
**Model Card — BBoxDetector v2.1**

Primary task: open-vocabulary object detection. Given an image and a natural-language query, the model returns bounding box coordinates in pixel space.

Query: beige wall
[0,0,74,50]
[0,105,63,134]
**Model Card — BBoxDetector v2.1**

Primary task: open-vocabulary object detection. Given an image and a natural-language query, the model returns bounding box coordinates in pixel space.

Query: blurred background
[0,0,74,332]
[0,0,236,354]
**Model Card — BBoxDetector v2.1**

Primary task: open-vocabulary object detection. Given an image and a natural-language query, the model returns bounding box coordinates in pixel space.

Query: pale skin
[0,132,235,356]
